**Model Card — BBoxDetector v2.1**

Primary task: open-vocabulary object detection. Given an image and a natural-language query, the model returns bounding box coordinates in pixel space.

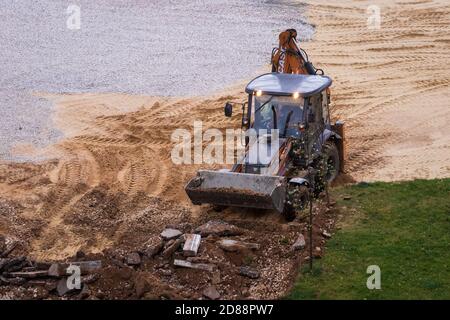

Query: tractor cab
[225,73,333,145]
[224,73,335,175]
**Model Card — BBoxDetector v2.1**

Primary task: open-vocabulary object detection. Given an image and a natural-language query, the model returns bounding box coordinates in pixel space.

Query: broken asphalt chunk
[195,220,243,237]
[126,252,141,266]
[141,235,164,258]
[0,256,26,273]
[7,270,49,279]
[56,278,80,297]
[48,263,63,277]
[162,239,183,259]
[239,266,260,279]
[48,260,102,277]
[69,260,102,274]
[0,276,26,286]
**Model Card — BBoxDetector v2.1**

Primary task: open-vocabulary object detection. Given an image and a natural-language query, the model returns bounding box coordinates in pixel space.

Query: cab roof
[245,73,332,97]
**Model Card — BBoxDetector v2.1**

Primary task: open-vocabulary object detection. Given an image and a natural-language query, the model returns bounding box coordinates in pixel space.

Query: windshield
[252,95,304,137]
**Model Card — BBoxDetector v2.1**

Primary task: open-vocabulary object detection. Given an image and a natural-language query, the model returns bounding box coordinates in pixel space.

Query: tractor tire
[314,141,340,196]
[283,185,309,221]
[323,141,340,183]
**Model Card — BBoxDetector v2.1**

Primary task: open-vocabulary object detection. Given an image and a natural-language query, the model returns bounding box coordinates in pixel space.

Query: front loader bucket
[185,170,287,213]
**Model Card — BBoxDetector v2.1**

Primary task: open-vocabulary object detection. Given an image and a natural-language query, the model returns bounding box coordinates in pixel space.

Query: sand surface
[0,0,449,298]
[0,0,312,161]
[302,0,450,182]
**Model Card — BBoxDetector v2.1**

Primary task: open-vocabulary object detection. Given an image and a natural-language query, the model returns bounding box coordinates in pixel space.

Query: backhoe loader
[185,30,345,220]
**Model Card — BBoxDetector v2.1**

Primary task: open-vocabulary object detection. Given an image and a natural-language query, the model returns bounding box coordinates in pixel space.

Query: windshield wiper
[272,105,277,130]
[282,110,294,137]
[254,96,273,114]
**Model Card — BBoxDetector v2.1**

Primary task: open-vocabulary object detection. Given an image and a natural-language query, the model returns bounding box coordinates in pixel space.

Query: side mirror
[308,112,315,123]
[224,103,233,117]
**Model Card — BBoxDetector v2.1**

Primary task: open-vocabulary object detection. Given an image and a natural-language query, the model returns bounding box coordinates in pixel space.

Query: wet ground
[0,0,313,161]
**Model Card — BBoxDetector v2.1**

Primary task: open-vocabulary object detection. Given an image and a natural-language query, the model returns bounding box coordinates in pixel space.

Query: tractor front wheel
[314,141,340,196]
[283,184,309,221]
[323,141,340,183]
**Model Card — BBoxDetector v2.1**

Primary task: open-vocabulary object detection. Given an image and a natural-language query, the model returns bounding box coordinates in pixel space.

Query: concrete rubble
[217,239,260,252]
[322,230,332,238]
[173,259,215,272]
[239,266,260,279]
[7,271,49,279]
[48,263,63,277]
[162,239,183,259]
[160,228,182,240]
[0,197,339,300]
[68,261,102,274]
[140,235,164,258]
[195,220,243,237]
[292,234,306,251]
[0,257,102,298]
[203,285,220,300]
[183,234,201,257]
[126,252,141,266]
